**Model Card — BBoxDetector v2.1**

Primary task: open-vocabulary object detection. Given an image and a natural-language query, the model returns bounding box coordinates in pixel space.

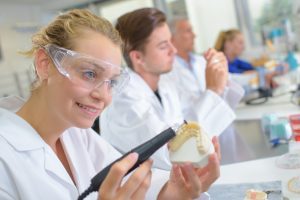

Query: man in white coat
[100,8,241,170]
[166,18,248,164]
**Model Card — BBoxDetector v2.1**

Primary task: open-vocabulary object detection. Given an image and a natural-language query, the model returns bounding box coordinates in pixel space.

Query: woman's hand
[98,153,153,200]
[158,136,220,200]
[204,48,229,95]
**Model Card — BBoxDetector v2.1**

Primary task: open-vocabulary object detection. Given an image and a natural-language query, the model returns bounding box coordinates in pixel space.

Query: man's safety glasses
[43,44,129,93]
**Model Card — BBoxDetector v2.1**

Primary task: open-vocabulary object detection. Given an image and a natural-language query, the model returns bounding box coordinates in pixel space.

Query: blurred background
[1,0,300,98]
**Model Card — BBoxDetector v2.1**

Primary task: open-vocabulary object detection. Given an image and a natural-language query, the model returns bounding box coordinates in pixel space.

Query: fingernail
[147,159,153,165]
[129,152,138,161]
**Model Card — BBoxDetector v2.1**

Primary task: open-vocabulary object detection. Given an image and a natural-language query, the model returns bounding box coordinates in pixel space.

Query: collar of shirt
[0,96,46,151]
[175,53,197,70]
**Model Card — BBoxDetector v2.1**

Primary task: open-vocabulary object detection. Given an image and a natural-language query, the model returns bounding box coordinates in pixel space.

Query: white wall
[99,0,153,25]
[0,0,239,97]
[0,4,55,97]
[185,0,238,54]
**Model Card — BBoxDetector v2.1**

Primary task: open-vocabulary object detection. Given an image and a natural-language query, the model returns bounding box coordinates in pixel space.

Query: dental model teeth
[288,176,300,194]
[169,121,214,167]
[244,189,267,200]
[169,122,209,154]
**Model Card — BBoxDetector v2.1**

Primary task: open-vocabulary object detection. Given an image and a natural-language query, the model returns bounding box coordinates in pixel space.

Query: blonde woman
[215,29,287,88]
[0,9,219,200]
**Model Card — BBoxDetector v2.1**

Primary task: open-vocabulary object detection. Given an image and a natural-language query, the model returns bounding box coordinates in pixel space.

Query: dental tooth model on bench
[244,189,268,200]
[169,121,214,167]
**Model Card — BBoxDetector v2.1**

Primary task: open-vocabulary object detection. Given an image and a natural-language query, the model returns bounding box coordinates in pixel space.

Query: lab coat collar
[0,96,78,189]
[0,97,46,152]
[126,68,158,98]
[174,53,197,70]
[43,143,78,190]
[128,68,167,109]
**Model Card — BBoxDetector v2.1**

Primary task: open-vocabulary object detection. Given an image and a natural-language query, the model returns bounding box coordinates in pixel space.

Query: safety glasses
[43,44,129,94]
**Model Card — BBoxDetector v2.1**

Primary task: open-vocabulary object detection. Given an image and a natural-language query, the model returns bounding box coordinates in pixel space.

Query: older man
[164,18,247,164]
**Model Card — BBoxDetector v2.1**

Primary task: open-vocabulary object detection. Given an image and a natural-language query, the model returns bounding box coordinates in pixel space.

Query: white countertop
[217,156,298,184]
[216,156,300,199]
[236,92,300,121]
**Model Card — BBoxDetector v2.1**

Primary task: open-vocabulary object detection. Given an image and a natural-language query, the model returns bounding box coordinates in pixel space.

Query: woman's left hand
[158,137,221,200]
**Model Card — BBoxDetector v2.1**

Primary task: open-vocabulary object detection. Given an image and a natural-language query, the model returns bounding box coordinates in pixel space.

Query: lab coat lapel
[130,70,165,115]
[43,145,77,190]
[158,82,183,124]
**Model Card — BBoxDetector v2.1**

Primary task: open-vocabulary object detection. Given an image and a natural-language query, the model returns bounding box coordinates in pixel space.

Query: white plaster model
[169,122,214,167]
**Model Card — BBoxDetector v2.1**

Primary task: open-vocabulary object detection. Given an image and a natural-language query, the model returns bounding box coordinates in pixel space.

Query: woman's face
[226,33,245,57]
[45,30,122,129]
[139,22,177,75]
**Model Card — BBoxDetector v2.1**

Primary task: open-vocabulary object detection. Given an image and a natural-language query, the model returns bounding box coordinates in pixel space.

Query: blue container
[270,119,292,140]
[285,51,298,71]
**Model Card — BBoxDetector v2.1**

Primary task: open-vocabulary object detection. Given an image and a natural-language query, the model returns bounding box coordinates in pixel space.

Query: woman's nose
[91,82,112,104]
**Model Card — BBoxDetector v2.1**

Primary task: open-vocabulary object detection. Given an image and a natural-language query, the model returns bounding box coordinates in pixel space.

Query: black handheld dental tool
[78,122,185,200]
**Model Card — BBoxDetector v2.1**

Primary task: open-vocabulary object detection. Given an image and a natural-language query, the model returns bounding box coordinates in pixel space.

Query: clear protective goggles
[43,44,129,94]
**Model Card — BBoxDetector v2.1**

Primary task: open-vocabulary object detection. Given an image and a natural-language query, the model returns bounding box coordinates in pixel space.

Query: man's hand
[204,48,228,95]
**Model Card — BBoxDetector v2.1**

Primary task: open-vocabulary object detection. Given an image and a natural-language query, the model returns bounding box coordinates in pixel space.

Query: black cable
[245,88,272,105]
[78,185,94,200]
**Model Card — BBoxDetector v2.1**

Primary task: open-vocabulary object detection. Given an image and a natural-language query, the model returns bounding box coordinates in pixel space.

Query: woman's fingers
[212,136,221,160]
[170,164,184,184]
[197,153,220,192]
[119,159,153,199]
[180,164,202,198]
[131,167,152,200]
[98,153,138,199]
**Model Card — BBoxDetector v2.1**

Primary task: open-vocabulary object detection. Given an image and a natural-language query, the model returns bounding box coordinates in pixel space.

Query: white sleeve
[100,98,172,171]
[185,90,236,137]
[85,129,122,169]
[221,79,245,109]
[0,160,16,200]
[0,190,15,200]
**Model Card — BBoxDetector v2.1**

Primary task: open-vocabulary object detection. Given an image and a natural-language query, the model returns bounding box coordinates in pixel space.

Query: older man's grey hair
[168,16,189,35]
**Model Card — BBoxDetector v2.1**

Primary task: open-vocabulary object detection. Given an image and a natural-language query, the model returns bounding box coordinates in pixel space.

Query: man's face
[172,20,196,53]
[138,22,177,75]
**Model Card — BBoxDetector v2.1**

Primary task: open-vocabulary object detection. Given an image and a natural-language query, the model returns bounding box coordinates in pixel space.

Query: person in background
[0,9,219,200]
[100,7,226,171]
[164,18,245,164]
[214,29,287,88]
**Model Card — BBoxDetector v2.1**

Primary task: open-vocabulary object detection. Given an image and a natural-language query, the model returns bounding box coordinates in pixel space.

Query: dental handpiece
[78,122,184,200]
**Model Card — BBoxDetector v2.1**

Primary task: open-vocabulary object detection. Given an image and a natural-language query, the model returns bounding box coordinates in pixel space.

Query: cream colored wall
[0,0,239,97]
[99,0,153,25]
[185,0,238,54]
[0,4,47,97]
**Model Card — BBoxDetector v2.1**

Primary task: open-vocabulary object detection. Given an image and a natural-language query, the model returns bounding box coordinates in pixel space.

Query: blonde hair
[214,29,241,52]
[23,9,122,90]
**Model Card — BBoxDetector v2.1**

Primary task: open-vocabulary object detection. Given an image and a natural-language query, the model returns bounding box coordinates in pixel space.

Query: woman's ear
[34,48,51,81]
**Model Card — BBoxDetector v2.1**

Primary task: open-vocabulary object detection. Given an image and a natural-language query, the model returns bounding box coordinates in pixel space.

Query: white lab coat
[163,54,245,164]
[100,67,241,170]
[164,54,244,120]
[0,96,186,200]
